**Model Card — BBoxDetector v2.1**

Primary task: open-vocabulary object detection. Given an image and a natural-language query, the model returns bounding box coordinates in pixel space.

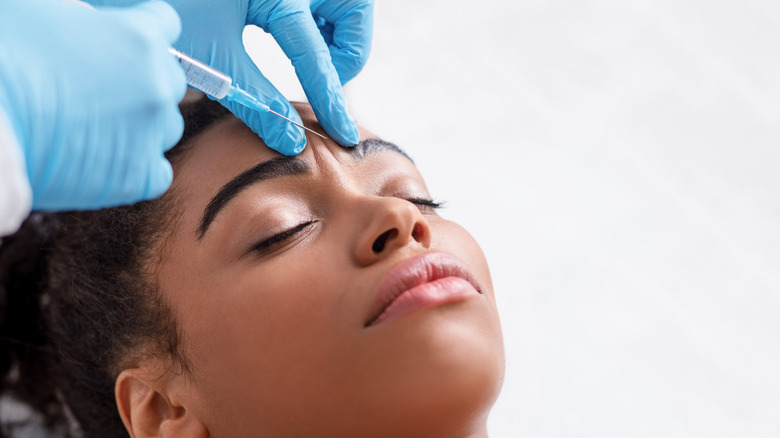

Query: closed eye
[254,220,314,254]
[404,197,444,212]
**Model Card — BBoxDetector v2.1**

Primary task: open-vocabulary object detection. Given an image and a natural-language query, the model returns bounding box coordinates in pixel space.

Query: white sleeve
[0,105,32,237]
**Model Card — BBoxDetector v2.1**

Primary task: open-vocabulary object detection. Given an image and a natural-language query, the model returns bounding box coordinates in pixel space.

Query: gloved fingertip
[144,159,174,200]
[162,109,185,152]
[290,141,307,156]
[291,133,308,155]
[271,128,307,157]
[347,124,361,147]
[330,114,360,147]
[258,101,307,156]
[172,68,188,103]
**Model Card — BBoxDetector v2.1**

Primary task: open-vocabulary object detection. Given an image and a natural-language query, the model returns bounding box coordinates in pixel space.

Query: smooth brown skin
[115,104,504,438]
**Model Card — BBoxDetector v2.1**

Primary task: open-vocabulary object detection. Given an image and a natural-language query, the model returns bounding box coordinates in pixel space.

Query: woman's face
[146,104,504,437]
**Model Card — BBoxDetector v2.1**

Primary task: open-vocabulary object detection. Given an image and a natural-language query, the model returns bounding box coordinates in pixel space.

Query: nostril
[372,229,398,253]
[412,223,423,242]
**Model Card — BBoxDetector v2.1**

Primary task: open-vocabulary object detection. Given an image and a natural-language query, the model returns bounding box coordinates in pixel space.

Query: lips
[365,252,483,327]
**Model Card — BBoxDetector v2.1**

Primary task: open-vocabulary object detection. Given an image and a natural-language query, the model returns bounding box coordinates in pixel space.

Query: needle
[168,48,329,141]
[267,109,327,140]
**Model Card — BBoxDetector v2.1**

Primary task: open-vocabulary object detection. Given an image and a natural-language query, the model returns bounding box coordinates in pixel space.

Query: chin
[351,298,505,438]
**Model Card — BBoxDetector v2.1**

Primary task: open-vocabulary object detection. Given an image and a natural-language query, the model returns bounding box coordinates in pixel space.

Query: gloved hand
[174,0,373,155]
[0,0,186,211]
[91,0,374,156]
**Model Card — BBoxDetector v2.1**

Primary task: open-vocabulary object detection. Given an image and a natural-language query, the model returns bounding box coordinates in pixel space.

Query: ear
[115,368,208,438]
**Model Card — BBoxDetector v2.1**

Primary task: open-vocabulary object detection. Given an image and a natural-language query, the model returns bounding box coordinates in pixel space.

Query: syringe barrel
[169,48,231,99]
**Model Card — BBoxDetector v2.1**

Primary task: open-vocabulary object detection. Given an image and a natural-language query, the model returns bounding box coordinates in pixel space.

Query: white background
[246,1,780,437]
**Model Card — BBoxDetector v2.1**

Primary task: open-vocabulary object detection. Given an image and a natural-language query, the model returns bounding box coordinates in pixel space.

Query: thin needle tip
[267,109,327,140]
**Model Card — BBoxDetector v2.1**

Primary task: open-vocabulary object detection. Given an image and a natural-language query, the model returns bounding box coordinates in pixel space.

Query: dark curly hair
[0,96,231,437]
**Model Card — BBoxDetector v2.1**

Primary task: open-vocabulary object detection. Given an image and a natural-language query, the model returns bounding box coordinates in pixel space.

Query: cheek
[177,249,360,435]
[187,263,341,370]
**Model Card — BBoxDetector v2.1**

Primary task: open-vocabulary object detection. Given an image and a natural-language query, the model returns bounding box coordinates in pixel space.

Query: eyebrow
[348,138,412,162]
[196,138,411,239]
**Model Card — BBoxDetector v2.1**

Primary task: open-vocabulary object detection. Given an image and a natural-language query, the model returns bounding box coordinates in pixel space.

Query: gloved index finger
[254,5,360,147]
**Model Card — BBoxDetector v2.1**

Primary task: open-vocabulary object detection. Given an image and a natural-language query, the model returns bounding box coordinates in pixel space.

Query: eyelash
[254,220,313,253]
[405,197,444,211]
[253,197,443,253]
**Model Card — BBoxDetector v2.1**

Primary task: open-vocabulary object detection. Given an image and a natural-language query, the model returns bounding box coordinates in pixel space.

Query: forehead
[173,115,284,198]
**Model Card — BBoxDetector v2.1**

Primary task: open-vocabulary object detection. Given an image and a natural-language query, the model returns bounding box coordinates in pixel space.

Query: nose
[352,197,432,266]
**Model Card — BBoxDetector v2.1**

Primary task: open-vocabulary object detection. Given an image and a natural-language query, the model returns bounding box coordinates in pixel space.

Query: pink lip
[365,252,483,327]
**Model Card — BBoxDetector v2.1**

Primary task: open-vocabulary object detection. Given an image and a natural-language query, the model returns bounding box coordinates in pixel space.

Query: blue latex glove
[0,0,186,210]
[91,0,374,156]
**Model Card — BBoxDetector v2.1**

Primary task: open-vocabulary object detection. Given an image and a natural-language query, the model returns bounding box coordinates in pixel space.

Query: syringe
[168,48,325,139]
